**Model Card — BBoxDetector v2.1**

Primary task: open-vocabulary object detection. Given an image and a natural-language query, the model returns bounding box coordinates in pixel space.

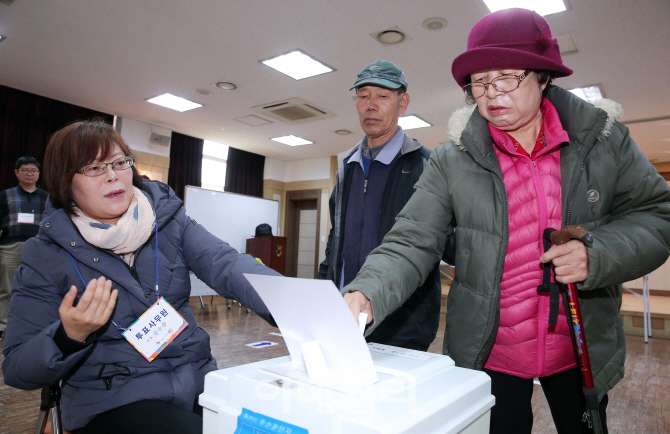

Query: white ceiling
[1,0,669,162]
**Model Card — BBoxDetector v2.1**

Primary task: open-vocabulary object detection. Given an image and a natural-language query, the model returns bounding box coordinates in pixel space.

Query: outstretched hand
[59,277,118,342]
[344,291,373,325]
[540,240,589,284]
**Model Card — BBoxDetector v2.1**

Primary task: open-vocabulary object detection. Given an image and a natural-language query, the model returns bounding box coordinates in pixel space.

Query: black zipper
[462,147,508,370]
[565,136,599,225]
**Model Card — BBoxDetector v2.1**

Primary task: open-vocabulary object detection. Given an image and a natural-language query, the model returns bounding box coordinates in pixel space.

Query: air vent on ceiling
[252,98,335,124]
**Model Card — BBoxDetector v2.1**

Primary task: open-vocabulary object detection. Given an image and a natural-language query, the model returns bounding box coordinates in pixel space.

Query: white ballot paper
[244,274,378,393]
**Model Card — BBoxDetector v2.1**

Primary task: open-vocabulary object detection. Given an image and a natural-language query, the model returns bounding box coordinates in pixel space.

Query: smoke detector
[422,17,448,31]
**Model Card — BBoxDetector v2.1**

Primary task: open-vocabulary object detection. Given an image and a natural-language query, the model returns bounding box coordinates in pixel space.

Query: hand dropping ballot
[243,274,378,393]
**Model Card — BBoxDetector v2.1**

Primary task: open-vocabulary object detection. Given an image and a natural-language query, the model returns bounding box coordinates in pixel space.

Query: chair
[35,384,64,434]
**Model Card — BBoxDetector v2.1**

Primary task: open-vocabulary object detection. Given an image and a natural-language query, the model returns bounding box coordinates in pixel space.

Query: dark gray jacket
[344,86,670,399]
[2,181,278,430]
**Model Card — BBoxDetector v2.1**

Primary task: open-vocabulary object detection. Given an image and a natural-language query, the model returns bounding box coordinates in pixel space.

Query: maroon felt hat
[451,8,573,88]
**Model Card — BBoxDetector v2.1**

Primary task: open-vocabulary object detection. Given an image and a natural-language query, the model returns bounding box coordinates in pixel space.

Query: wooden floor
[1,296,668,433]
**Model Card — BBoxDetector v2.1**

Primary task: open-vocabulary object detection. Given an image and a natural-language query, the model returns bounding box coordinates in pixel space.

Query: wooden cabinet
[246,236,287,275]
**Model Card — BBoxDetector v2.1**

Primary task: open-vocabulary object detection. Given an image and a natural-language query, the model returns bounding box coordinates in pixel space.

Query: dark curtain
[167,131,203,201]
[225,147,265,198]
[0,84,113,190]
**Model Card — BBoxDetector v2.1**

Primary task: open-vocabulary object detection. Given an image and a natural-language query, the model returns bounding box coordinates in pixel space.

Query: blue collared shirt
[348,126,405,174]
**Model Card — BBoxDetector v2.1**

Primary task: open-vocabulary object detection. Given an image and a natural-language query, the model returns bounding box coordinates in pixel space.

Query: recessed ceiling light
[214,81,237,91]
[146,93,202,112]
[422,17,448,31]
[271,135,313,146]
[376,30,405,45]
[568,85,605,104]
[261,50,334,80]
[196,88,212,96]
[398,115,431,130]
[334,129,352,135]
[0,35,6,44]
[370,26,411,47]
[483,0,567,16]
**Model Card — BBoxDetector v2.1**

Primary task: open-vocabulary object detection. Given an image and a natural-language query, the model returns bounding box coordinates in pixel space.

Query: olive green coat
[344,86,670,398]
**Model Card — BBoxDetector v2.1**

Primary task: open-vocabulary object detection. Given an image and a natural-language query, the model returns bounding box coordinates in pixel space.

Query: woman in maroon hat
[342,7,670,434]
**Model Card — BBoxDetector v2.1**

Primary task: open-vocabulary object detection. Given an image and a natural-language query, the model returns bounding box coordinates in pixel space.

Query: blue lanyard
[16,186,39,214]
[66,221,160,332]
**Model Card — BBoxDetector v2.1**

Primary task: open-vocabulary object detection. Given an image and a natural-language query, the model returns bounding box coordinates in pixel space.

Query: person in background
[2,120,279,434]
[0,156,48,340]
[342,9,670,434]
[318,60,442,351]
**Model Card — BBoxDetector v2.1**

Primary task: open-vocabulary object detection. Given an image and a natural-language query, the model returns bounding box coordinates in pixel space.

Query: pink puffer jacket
[483,99,577,378]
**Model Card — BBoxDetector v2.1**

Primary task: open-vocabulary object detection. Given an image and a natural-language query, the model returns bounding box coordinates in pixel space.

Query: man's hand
[344,291,373,325]
[59,277,118,342]
[540,240,588,284]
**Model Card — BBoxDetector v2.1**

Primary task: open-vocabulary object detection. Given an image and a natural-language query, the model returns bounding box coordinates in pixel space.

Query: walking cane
[543,226,604,434]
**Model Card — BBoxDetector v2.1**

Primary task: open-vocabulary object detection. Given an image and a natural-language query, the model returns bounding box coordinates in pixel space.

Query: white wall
[263,157,287,181]
[263,157,331,182]
[119,117,172,157]
[285,157,331,182]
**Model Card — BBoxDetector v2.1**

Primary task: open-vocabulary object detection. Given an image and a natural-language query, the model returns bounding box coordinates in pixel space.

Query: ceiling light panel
[568,85,605,104]
[483,0,567,16]
[398,115,431,130]
[146,93,202,112]
[262,50,333,80]
[271,135,313,146]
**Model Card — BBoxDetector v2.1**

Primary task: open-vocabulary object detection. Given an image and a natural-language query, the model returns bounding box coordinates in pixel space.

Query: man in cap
[318,60,443,351]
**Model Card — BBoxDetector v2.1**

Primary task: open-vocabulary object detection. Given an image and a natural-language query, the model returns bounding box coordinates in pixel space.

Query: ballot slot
[243,274,378,393]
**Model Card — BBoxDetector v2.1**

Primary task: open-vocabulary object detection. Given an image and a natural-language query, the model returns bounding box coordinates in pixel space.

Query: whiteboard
[184,186,279,297]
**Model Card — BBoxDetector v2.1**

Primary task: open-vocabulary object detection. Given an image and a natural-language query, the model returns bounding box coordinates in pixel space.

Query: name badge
[122,297,188,362]
[17,213,35,224]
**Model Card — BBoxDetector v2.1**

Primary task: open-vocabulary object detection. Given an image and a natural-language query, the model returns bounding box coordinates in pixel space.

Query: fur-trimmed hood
[446,87,624,151]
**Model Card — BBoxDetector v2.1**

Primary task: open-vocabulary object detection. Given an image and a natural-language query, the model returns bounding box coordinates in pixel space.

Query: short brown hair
[43,119,139,217]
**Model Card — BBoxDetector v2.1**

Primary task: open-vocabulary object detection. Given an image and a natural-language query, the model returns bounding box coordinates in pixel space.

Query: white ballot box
[200,343,494,434]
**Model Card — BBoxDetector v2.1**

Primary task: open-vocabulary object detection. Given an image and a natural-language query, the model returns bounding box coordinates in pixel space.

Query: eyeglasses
[463,70,531,99]
[19,169,40,174]
[76,156,135,177]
